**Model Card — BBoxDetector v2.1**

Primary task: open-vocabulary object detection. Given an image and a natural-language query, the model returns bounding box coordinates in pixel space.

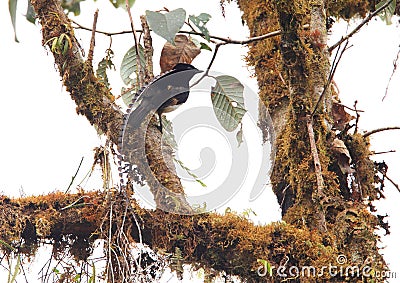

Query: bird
[126,63,201,132]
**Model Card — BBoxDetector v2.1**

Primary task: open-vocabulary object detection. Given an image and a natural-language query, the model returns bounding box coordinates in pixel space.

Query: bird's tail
[126,103,152,131]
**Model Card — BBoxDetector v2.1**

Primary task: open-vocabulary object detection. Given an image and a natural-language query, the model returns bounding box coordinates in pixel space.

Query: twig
[19,258,28,283]
[371,150,396,155]
[376,163,400,192]
[363,126,400,138]
[106,202,115,282]
[382,46,400,101]
[87,9,99,66]
[306,118,325,194]
[72,20,309,45]
[353,100,360,134]
[335,102,364,113]
[305,116,327,232]
[65,156,84,193]
[140,15,154,81]
[125,0,144,86]
[190,42,225,88]
[72,20,135,36]
[192,24,307,44]
[329,0,395,52]
[383,173,400,193]
[120,182,144,273]
[206,43,224,72]
[311,40,349,117]
[60,195,90,210]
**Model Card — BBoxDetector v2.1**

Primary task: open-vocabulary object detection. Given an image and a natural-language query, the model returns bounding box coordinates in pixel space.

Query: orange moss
[234,0,387,281]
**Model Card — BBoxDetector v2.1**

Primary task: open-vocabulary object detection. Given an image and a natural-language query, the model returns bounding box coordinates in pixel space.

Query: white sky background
[0,0,400,282]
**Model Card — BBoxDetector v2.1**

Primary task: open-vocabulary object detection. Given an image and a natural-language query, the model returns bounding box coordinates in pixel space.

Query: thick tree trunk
[237,0,388,281]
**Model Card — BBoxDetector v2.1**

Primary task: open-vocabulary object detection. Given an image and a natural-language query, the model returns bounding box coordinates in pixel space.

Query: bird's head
[172,63,200,72]
[169,63,202,84]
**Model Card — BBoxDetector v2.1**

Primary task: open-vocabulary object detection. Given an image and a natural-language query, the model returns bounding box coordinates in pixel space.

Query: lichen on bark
[236,0,388,280]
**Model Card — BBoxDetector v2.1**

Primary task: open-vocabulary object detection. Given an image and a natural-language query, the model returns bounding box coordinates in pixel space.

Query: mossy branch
[31,0,122,144]
[0,191,339,282]
[30,0,188,211]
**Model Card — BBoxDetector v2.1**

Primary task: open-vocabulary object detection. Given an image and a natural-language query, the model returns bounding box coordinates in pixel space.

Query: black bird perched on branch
[126,63,201,132]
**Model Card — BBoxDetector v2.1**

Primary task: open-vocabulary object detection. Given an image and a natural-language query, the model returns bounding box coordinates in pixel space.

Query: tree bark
[237,0,387,280]
[30,0,191,212]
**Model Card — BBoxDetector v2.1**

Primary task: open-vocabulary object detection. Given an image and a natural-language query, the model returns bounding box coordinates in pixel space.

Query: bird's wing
[119,67,201,150]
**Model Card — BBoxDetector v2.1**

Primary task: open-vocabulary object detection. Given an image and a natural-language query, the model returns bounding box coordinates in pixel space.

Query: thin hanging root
[306,116,327,232]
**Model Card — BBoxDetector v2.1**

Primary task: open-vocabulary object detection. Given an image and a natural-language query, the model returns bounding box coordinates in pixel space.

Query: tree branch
[328,0,395,52]
[140,15,154,82]
[363,126,400,138]
[31,0,122,144]
[72,20,309,45]
[383,173,400,193]
[126,0,144,86]
[371,149,396,155]
[87,9,99,66]
[30,0,189,212]
[190,42,225,87]
[382,46,400,101]
[0,191,337,281]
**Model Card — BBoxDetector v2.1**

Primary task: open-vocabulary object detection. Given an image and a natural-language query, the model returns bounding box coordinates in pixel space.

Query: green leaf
[190,37,212,51]
[189,13,211,41]
[52,268,60,274]
[257,258,273,276]
[0,240,15,251]
[175,159,207,187]
[88,262,96,283]
[26,0,35,24]
[96,49,115,88]
[145,8,186,44]
[161,116,178,150]
[211,75,246,132]
[109,0,135,9]
[9,0,19,42]
[200,42,212,51]
[197,13,212,23]
[242,208,257,218]
[120,44,146,85]
[376,0,396,25]
[61,0,82,16]
[10,254,20,283]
